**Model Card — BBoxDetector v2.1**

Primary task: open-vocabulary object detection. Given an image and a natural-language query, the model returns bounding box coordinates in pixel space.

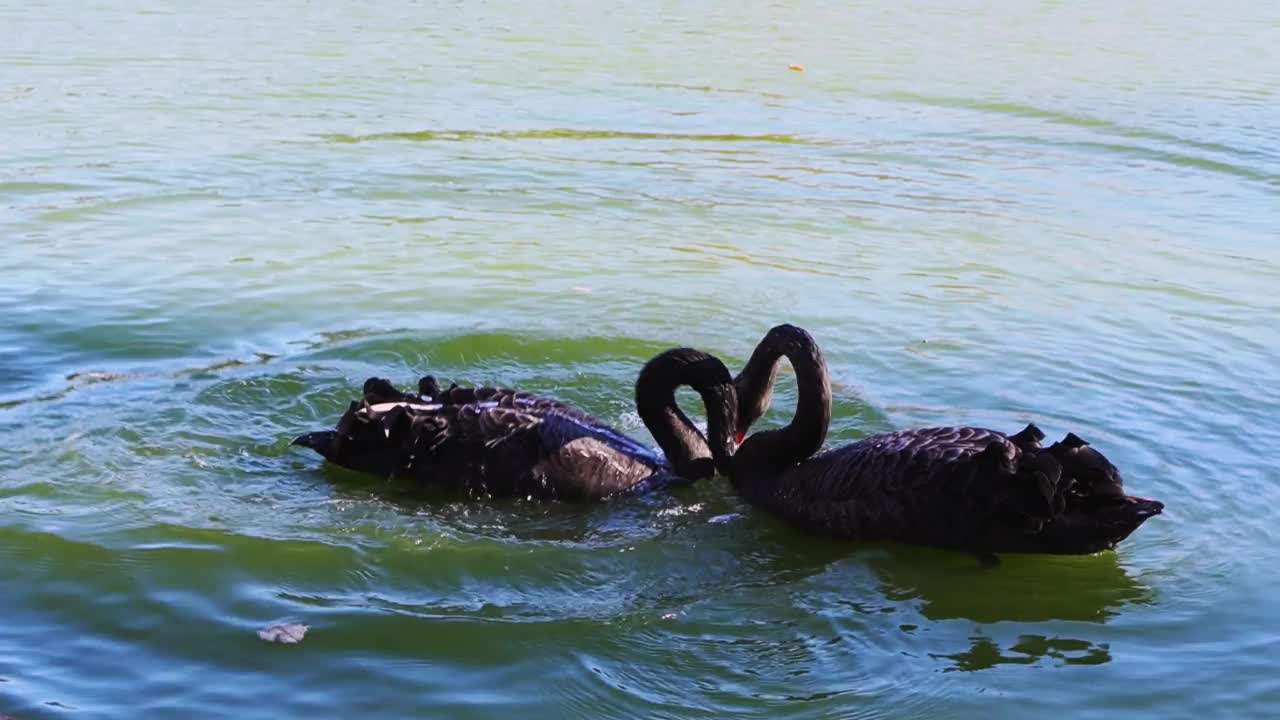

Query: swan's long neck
[635,349,737,480]
[734,324,831,471]
[734,343,781,433]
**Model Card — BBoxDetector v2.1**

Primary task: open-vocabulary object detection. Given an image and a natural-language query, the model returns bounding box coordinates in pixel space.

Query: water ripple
[3,0,1278,716]
[327,128,825,145]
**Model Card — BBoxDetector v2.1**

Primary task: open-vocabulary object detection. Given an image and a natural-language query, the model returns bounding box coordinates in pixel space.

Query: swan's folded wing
[460,406,667,498]
[463,403,545,449]
[774,427,1021,537]
[809,427,1014,499]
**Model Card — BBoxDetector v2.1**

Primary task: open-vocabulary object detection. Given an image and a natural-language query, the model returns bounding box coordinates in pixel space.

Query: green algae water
[2,0,1279,717]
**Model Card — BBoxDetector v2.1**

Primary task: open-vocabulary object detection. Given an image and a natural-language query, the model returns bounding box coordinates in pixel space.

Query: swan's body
[293,349,737,501]
[721,324,1164,555]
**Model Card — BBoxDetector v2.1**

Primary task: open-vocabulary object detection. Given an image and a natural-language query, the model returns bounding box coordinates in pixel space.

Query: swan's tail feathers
[1021,449,1067,517]
[418,375,441,399]
[1077,494,1165,548]
[377,403,413,442]
[1000,431,1165,554]
[1061,432,1088,448]
[410,414,452,454]
[1125,496,1164,520]
[292,430,338,460]
[977,440,1068,524]
[334,400,361,438]
[363,377,412,404]
[1008,423,1045,451]
[1047,431,1126,497]
[974,439,1017,475]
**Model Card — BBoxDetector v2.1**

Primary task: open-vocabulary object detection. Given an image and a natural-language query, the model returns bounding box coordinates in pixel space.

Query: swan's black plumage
[293,348,738,500]
[718,324,1164,555]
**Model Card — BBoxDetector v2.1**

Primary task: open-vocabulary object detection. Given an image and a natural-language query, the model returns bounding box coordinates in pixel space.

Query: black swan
[716,324,1164,555]
[292,347,738,500]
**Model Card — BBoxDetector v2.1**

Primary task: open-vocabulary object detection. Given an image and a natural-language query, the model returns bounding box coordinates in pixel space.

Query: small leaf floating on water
[258,623,309,644]
[66,370,132,383]
[788,64,805,72]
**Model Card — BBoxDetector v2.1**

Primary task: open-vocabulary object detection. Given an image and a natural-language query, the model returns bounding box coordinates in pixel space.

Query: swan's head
[732,323,827,444]
[635,347,740,478]
[681,354,740,466]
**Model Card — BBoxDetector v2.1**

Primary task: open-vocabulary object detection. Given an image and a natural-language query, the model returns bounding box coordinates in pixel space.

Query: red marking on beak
[734,431,745,444]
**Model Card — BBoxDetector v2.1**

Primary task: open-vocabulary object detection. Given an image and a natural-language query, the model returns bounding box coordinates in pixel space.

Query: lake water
[2,1,1278,717]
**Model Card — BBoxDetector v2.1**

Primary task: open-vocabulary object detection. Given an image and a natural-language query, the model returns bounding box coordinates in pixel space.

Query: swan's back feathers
[736,422,1162,554]
[303,376,671,500]
[742,426,1024,541]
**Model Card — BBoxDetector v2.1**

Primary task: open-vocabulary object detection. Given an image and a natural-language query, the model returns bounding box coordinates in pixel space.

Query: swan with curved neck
[716,324,1164,555]
[293,347,737,500]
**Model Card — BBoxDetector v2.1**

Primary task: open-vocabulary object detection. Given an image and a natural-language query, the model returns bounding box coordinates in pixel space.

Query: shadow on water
[867,541,1150,672]
[316,458,1153,671]
[933,634,1113,672]
[866,543,1154,624]
[727,518,1154,674]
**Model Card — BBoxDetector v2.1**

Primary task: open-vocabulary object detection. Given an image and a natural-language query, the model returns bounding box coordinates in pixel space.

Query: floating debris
[66,371,133,383]
[788,64,805,72]
[258,623,309,644]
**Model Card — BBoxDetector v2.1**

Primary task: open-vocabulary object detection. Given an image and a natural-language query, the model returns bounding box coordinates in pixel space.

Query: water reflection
[934,634,1112,672]
[861,542,1151,672]
[296,463,1152,676]
[866,543,1153,624]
